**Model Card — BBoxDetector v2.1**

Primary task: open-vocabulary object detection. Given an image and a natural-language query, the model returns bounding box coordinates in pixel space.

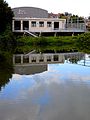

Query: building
[12,7,86,36]
[86,19,90,31]
[14,64,47,75]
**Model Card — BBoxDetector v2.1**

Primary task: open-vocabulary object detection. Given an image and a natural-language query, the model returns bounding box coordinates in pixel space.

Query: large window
[14,21,21,30]
[31,21,36,27]
[39,21,44,27]
[54,22,59,30]
[47,22,52,27]
[23,21,29,30]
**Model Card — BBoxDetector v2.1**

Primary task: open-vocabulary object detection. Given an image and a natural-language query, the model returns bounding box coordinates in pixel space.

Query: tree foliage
[0,26,16,52]
[0,51,13,91]
[0,0,13,33]
[0,0,16,53]
[68,15,84,23]
[76,32,90,52]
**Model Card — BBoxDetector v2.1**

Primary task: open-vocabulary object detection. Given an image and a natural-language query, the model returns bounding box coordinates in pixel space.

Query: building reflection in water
[13,52,90,75]
[14,64,48,75]
[0,52,89,91]
[0,52,90,120]
[13,52,65,75]
[13,52,89,75]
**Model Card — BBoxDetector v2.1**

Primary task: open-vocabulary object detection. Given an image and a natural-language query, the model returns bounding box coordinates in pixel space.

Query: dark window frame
[31,21,36,27]
[39,21,44,27]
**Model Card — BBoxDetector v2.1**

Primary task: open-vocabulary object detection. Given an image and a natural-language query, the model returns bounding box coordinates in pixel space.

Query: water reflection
[0,60,13,91]
[66,53,90,67]
[0,52,90,120]
[13,52,90,76]
[13,52,90,67]
[14,64,47,75]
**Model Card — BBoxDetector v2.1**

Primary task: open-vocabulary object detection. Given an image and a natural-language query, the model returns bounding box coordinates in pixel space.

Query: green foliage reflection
[0,52,13,91]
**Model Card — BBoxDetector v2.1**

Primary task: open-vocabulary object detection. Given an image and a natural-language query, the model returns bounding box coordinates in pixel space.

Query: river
[0,52,90,120]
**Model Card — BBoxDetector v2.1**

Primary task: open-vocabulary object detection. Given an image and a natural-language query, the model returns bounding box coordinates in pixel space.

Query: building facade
[12,17,66,33]
[12,7,66,34]
[12,7,86,35]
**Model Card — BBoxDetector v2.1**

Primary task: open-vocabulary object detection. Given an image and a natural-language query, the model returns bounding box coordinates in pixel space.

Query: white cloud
[12,74,22,80]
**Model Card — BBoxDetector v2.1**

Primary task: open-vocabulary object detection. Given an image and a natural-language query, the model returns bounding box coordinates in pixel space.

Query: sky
[5,0,90,17]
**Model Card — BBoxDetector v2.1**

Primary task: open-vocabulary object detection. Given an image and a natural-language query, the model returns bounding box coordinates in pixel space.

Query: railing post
[12,20,14,32]
[51,55,54,62]
[29,55,31,63]
[13,55,15,64]
[44,55,47,62]
[36,54,39,63]
[21,20,23,32]
[21,54,23,64]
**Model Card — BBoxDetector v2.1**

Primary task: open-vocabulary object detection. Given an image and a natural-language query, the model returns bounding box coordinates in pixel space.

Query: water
[0,53,90,120]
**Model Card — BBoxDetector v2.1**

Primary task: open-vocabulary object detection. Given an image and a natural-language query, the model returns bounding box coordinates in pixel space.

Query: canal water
[0,53,90,120]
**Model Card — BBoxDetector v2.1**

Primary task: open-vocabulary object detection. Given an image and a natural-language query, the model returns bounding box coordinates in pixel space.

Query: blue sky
[6,0,90,17]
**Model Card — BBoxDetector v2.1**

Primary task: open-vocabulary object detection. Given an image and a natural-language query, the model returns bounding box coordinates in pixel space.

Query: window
[47,56,51,62]
[39,21,44,27]
[31,56,36,62]
[31,21,36,27]
[39,56,44,62]
[54,55,59,61]
[23,21,29,30]
[23,56,29,63]
[54,22,59,30]
[47,22,52,27]
[15,56,21,63]
[14,21,21,30]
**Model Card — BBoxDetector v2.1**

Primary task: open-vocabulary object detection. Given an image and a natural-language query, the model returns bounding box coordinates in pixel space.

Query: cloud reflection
[0,63,90,120]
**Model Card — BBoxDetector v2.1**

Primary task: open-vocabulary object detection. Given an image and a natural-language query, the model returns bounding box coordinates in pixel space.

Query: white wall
[13,18,66,32]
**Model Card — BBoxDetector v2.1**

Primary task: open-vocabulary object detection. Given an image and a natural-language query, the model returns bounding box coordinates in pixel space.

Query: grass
[15,36,76,53]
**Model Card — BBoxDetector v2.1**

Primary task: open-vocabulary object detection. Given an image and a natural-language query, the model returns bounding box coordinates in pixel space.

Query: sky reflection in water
[0,61,90,120]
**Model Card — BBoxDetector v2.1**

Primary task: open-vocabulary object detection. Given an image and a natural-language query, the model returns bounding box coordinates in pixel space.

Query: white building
[12,7,66,35]
[12,18,66,32]
[12,7,86,36]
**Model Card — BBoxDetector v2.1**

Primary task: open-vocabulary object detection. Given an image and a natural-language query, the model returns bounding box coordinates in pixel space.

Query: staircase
[24,30,38,37]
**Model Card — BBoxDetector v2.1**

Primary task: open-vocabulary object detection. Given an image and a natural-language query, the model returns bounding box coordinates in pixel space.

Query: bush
[0,27,16,52]
[76,32,90,53]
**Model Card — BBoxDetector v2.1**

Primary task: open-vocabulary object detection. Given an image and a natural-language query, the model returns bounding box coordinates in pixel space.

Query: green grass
[15,36,76,53]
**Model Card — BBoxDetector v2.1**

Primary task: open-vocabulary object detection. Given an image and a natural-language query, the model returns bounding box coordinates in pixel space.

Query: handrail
[24,30,38,37]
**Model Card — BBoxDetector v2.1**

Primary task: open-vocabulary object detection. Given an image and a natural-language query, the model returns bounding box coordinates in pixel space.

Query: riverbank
[15,36,77,53]
[15,32,90,53]
[0,32,90,60]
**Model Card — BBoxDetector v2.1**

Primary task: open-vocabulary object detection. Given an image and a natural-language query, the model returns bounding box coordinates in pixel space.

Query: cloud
[12,74,22,80]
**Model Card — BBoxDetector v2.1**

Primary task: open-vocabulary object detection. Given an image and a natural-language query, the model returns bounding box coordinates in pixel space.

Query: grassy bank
[15,32,90,53]
[15,36,77,53]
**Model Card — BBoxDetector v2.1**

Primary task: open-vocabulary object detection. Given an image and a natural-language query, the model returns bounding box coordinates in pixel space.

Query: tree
[0,0,13,33]
[68,15,84,23]
[76,32,90,53]
[0,51,13,91]
[0,0,16,53]
[0,25,16,52]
